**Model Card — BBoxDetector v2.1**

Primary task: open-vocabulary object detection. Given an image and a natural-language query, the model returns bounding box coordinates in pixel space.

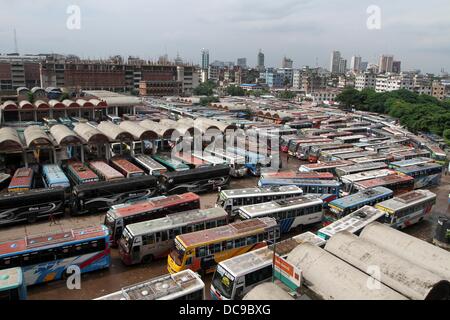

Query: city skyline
[0,0,449,73]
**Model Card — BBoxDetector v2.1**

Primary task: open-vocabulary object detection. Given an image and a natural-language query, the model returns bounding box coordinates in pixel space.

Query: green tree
[193,81,217,96]
[277,90,296,100]
[226,85,245,96]
[26,92,35,103]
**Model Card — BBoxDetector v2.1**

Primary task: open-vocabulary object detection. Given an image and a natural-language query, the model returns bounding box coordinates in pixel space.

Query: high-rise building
[339,59,347,74]
[350,56,362,73]
[360,61,369,72]
[201,49,209,70]
[330,51,341,74]
[392,61,402,74]
[282,56,293,69]
[237,58,247,69]
[379,55,394,73]
[257,49,265,72]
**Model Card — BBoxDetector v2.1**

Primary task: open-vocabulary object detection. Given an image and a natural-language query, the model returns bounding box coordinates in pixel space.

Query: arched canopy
[62,99,80,109]
[197,117,237,133]
[17,87,30,95]
[49,99,65,109]
[31,87,46,96]
[18,101,33,110]
[24,125,53,148]
[0,127,23,152]
[178,118,205,135]
[119,121,158,140]
[1,101,18,111]
[89,99,107,108]
[76,99,94,108]
[97,121,134,141]
[50,124,83,145]
[34,100,50,109]
[74,123,110,144]
[140,120,181,139]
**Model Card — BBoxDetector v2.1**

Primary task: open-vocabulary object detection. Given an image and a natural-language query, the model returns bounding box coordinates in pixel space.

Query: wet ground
[1,153,448,300]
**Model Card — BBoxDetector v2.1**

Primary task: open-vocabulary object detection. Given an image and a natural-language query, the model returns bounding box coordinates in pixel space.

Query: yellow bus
[167,217,279,275]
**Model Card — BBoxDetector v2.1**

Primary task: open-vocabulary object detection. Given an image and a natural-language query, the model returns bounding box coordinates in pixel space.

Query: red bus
[8,168,34,192]
[66,161,100,185]
[173,152,210,169]
[105,193,201,245]
[261,171,335,180]
[110,158,145,178]
[353,173,414,195]
[89,161,124,181]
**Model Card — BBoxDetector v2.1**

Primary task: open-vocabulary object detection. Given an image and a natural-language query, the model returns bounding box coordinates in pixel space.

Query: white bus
[192,152,227,167]
[335,162,388,178]
[375,189,437,229]
[210,232,326,300]
[317,206,386,240]
[237,195,324,234]
[119,207,228,265]
[95,269,205,300]
[204,148,248,177]
[133,154,168,176]
[340,169,396,194]
[216,186,303,217]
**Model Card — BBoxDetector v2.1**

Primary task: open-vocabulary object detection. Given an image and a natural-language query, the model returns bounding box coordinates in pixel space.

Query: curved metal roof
[76,99,94,108]
[140,120,181,139]
[74,123,110,145]
[16,87,30,94]
[101,96,142,107]
[34,100,50,109]
[1,100,18,110]
[48,99,65,109]
[31,87,46,95]
[159,119,198,137]
[62,99,80,108]
[0,127,23,152]
[50,124,83,145]
[119,121,158,140]
[24,125,53,148]
[97,121,134,141]
[18,101,34,110]
[89,99,108,108]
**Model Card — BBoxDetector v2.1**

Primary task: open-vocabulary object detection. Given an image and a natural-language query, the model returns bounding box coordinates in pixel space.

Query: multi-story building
[379,55,394,74]
[201,49,209,70]
[237,58,247,69]
[177,66,199,96]
[350,56,362,73]
[0,54,44,92]
[265,68,285,88]
[355,72,377,91]
[392,61,402,74]
[338,75,355,88]
[257,50,265,72]
[293,67,327,93]
[306,89,340,104]
[432,80,450,100]
[281,57,293,69]
[208,65,220,82]
[330,51,342,74]
[339,59,347,74]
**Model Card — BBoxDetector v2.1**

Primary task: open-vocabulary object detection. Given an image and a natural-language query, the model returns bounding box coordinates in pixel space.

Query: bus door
[131,237,142,263]
[233,277,246,300]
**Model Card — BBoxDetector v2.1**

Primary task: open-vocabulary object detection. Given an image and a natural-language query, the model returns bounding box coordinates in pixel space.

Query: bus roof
[9,167,33,189]
[355,174,414,189]
[220,185,303,199]
[220,232,326,278]
[68,161,99,181]
[108,193,200,219]
[341,169,396,184]
[336,162,388,176]
[152,154,190,171]
[261,171,335,180]
[134,154,167,171]
[0,225,108,257]
[300,160,354,170]
[89,161,124,180]
[389,157,434,168]
[177,217,277,248]
[126,208,228,236]
[111,158,145,175]
[174,152,208,166]
[0,267,23,290]
[42,164,70,185]
[375,190,436,212]
[329,187,393,209]
[395,163,442,174]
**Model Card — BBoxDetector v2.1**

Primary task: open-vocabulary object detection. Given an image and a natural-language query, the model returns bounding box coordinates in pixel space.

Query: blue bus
[328,186,394,218]
[226,147,270,176]
[258,179,341,198]
[42,164,71,189]
[0,225,111,286]
[395,163,443,189]
[0,267,27,300]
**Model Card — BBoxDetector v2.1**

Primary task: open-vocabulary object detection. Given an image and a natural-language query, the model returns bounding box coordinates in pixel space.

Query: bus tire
[141,255,154,264]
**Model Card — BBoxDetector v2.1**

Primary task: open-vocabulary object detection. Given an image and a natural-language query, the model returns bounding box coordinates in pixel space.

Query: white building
[355,72,377,91]
[306,89,340,104]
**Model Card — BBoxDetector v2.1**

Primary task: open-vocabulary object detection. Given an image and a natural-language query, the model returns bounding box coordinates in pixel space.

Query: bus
[159,165,230,195]
[317,206,386,240]
[308,144,354,163]
[389,157,434,169]
[132,154,167,176]
[0,188,66,226]
[351,155,392,165]
[287,138,333,157]
[0,267,27,300]
[66,161,99,185]
[216,186,304,217]
[0,225,111,286]
[110,158,145,178]
[8,168,34,192]
[89,161,124,182]
[41,164,71,189]
[173,152,211,170]
[335,162,388,178]
[168,218,280,275]
[328,187,394,218]
[258,179,341,198]
[299,160,354,174]
[280,135,301,153]
[390,149,431,162]
[203,148,248,178]
[119,208,229,265]
[340,169,396,193]
[353,173,414,195]
[395,163,443,189]
[105,193,200,245]
[192,152,226,167]
[95,269,205,300]
[375,190,437,229]
[226,147,271,176]
[424,144,447,163]
[260,171,335,180]
[333,151,377,161]
[152,154,190,172]
[237,195,323,233]
[210,232,326,300]
[295,141,339,160]
[334,135,366,144]
[70,175,159,215]
[319,147,363,162]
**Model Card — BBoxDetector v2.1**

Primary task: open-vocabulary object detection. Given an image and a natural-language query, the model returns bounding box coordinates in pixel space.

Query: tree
[277,90,296,100]
[193,81,216,96]
[199,96,219,106]
[226,85,245,97]
[26,92,35,103]
[60,92,70,101]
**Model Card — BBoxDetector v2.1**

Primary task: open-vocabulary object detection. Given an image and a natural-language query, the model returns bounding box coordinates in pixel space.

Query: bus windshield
[121,229,133,253]
[104,213,115,232]
[170,240,185,266]
[212,265,234,299]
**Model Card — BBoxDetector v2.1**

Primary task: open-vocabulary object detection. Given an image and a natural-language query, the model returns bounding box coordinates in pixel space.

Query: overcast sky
[0,0,449,73]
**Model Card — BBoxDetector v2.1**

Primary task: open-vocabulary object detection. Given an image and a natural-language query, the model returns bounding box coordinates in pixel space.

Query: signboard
[273,254,302,291]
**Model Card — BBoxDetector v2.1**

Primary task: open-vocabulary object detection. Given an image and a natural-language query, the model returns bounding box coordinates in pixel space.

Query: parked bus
[95,269,205,300]
[333,151,377,161]
[105,193,200,245]
[152,154,190,172]
[351,155,392,165]
[89,161,124,182]
[226,147,270,176]
[389,157,434,169]
[375,190,437,229]
[0,225,111,286]
[173,151,211,170]
[299,160,354,174]
[287,138,333,157]
[334,135,366,144]
[159,165,230,195]
[340,169,396,193]
[216,186,303,217]
[260,171,335,180]
[133,154,167,176]
[328,187,394,218]
[390,149,431,162]
[0,188,66,226]
[8,168,34,192]
[318,206,386,240]
[168,218,280,275]
[70,175,159,215]
[258,179,341,198]
[308,144,354,163]
[295,141,338,160]
[280,135,301,153]
[395,163,443,189]
[237,195,323,233]
[0,267,27,300]
[335,162,388,178]
[110,157,145,178]
[424,144,447,162]
[210,232,326,300]
[353,173,414,195]
[66,161,99,185]
[41,164,71,189]
[204,148,248,178]
[319,147,363,162]
[119,208,229,265]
